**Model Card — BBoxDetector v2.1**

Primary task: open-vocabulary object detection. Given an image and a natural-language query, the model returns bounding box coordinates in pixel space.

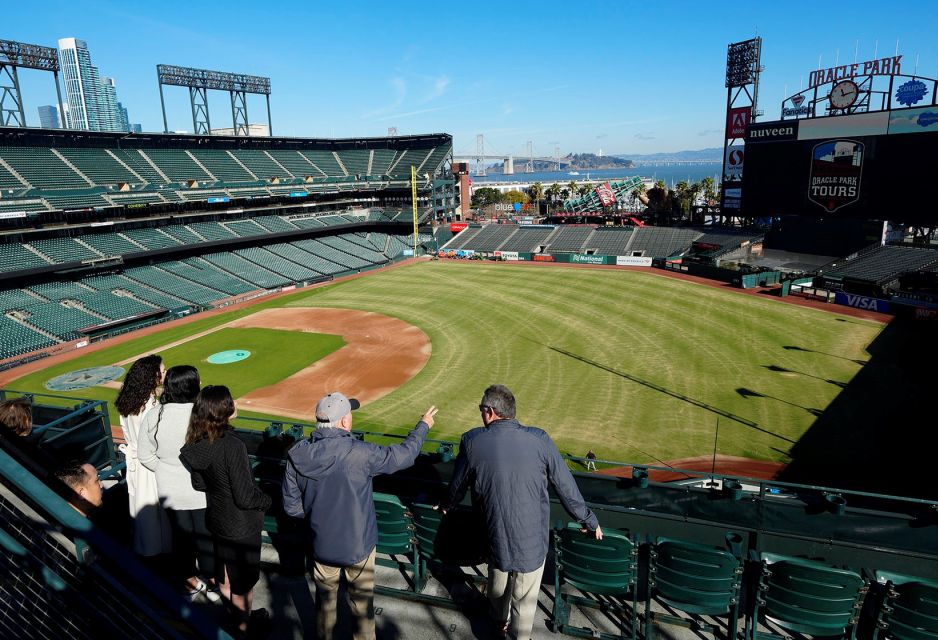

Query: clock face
[830,80,860,109]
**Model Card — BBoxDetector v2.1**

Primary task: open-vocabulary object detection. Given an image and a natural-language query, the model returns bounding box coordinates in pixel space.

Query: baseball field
[3,260,886,465]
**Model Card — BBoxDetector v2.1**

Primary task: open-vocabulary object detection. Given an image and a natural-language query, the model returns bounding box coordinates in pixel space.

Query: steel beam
[0,64,26,127]
[189,86,211,135]
[230,90,249,136]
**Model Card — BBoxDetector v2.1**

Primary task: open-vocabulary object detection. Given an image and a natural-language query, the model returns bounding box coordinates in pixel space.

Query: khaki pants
[313,548,376,640]
[488,561,546,640]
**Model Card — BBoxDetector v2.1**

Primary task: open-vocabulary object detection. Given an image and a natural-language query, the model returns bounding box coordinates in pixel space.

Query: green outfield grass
[8,261,885,464]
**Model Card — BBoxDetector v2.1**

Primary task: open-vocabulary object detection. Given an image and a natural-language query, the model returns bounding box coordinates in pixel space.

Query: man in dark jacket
[281,391,437,640]
[445,384,602,640]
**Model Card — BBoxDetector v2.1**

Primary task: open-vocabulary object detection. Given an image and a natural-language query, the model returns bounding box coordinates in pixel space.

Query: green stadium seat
[750,553,868,640]
[645,537,745,640]
[874,571,938,640]
[140,149,212,182]
[373,493,420,593]
[189,150,255,182]
[551,523,639,640]
[0,147,90,189]
[160,258,256,297]
[55,148,140,186]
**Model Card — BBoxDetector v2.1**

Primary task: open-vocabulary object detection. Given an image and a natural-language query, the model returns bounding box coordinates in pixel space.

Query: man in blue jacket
[445,384,602,640]
[282,391,437,640]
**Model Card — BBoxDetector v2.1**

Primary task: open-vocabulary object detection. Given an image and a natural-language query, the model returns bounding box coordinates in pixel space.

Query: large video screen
[741,110,938,224]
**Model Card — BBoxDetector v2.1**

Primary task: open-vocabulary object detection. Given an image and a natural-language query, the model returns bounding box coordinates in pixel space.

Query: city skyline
[56,37,137,133]
[6,1,938,155]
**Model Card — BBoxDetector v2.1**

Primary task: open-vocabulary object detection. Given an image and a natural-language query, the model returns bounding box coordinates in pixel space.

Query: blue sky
[8,0,938,156]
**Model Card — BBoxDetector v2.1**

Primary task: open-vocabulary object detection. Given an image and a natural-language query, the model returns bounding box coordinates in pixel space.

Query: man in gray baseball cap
[282,391,437,640]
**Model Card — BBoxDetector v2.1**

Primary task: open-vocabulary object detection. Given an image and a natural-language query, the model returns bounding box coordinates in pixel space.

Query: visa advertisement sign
[834,292,891,313]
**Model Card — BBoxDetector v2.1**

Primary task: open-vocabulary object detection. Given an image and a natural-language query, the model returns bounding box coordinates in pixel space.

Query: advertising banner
[533,254,555,262]
[834,291,891,313]
[797,112,889,140]
[0,211,26,219]
[616,256,653,267]
[808,139,864,212]
[724,145,744,181]
[595,183,616,207]
[747,122,799,143]
[888,106,938,134]
[450,222,469,233]
[721,181,743,211]
[569,254,613,265]
[494,251,519,261]
[727,107,751,138]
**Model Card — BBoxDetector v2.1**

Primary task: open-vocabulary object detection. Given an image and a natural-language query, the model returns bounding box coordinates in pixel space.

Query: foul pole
[411,165,419,257]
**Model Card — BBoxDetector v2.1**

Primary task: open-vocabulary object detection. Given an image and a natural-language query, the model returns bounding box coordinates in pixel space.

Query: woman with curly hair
[181,386,271,637]
[115,354,171,558]
[138,365,218,601]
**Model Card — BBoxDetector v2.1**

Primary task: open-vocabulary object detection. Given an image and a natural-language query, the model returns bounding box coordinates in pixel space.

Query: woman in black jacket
[180,386,271,638]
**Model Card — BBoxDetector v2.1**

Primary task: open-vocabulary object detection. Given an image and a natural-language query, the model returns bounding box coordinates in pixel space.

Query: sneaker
[204,585,222,603]
[185,579,206,601]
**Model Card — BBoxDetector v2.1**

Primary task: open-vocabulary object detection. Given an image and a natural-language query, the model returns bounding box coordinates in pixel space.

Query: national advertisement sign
[615,256,653,267]
[450,222,469,233]
[571,254,608,265]
[887,106,938,134]
[895,79,929,106]
[783,93,812,118]
[493,251,520,261]
[721,181,742,211]
[747,122,798,143]
[834,291,891,313]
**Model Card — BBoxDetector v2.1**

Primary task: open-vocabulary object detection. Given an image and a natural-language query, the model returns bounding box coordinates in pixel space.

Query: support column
[189,86,211,135]
[0,64,26,127]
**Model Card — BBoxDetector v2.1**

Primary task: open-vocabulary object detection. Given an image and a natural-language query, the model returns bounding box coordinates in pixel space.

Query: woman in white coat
[115,355,171,557]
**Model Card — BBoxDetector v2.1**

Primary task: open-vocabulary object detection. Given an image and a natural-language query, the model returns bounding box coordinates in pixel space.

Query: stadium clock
[829,80,860,109]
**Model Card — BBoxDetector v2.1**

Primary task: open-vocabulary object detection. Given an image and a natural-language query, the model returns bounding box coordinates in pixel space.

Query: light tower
[387,126,398,136]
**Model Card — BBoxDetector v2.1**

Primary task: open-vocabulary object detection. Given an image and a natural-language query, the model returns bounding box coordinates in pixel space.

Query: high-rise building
[37,105,61,129]
[58,38,133,132]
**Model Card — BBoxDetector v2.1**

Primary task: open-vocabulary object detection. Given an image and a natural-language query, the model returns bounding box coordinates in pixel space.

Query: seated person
[54,460,104,517]
[0,397,57,479]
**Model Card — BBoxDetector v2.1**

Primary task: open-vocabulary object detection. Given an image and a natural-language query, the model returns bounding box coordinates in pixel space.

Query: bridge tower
[474,134,486,177]
[524,141,534,173]
[554,146,561,171]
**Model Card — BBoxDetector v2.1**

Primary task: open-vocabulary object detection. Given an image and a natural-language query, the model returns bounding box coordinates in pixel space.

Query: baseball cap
[315,392,361,423]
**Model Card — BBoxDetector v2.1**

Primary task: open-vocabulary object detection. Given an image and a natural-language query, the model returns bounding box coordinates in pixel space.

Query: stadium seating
[234,150,289,179]
[265,243,340,276]
[0,315,56,358]
[200,253,291,289]
[108,149,167,183]
[300,238,371,270]
[17,301,103,340]
[267,151,323,178]
[546,226,596,252]
[341,233,392,262]
[121,227,182,250]
[551,523,639,639]
[0,242,53,272]
[498,226,553,252]
[141,149,213,182]
[234,247,322,282]
[83,273,185,310]
[628,227,701,258]
[589,227,635,255]
[160,258,256,297]
[124,265,227,307]
[27,281,94,301]
[301,150,345,177]
[253,215,298,233]
[0,199,49,213]
[337,150,370,177]
[107,193,166,206]
[188,221,239,242]
[69,291,158,321]
[0,147,90,189]
[820,245,938,286]
[160,224,204,244]
[467,224,519,251]
[224,219,269,237]
[0,160,26,189]
[81,232,145,257]
[55,148,140,185]
[189,150,256,182]
[317,235,384,265]
[370,150,397,176]
[28,238,102,263]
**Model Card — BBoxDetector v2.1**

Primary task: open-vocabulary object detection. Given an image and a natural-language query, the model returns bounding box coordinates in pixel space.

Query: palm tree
[529,181,544,215]
[675,180,691,215]
[577,183,592,197]
[630,182,647,209]
[567,180,578,196]
[700,176,717,205]
[546,182,562,203]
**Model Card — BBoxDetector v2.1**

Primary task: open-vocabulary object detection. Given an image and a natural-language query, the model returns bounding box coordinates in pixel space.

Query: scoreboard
[741,108,938,225]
